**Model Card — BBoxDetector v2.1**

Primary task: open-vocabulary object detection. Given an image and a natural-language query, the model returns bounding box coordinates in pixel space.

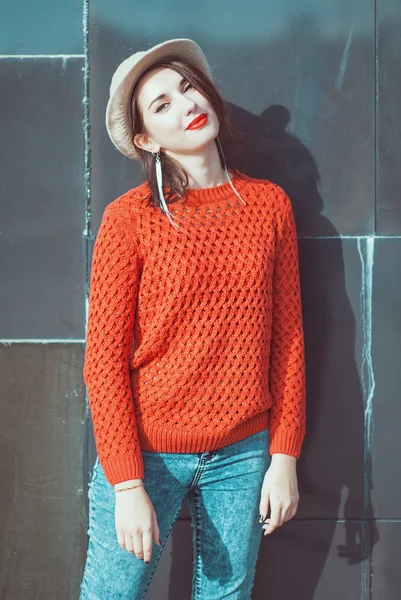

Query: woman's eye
[155,84,193,113]
[155,102,168,113]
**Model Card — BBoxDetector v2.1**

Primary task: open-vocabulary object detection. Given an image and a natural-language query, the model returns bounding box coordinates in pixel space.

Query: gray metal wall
[1,0,400,598]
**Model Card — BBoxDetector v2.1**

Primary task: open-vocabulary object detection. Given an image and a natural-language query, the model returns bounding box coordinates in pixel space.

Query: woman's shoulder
[234,169,289,208]
[105,181,152,216]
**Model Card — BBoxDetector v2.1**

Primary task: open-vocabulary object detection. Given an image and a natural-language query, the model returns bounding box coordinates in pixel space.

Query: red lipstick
[186,113,208,130]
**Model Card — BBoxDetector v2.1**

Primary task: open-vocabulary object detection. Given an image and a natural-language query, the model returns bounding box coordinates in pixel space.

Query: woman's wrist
[270,453,297,465]
[114,478,144,490]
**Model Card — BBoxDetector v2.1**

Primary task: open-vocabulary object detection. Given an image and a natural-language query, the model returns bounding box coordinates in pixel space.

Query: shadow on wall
[224,102,380,599]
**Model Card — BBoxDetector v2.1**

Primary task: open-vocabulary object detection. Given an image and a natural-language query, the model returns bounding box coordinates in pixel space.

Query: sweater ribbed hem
[269,428,305,459]
[138,411,270,454]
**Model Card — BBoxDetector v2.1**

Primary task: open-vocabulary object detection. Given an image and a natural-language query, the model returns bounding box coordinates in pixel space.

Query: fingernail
[158,538,162,545]
[145,560,149,564]
[259,514,264,523]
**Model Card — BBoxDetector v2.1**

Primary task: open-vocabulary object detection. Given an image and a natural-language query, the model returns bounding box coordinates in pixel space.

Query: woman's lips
[186,114,208,130]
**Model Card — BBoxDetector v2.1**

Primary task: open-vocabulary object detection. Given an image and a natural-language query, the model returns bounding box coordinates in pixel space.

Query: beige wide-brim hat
[105,38,213,161]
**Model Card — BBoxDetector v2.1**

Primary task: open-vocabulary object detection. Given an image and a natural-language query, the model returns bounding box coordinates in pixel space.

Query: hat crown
[110,51,146,96]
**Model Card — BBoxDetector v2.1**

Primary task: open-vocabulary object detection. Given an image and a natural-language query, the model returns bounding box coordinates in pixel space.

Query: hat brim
[105,38,213,161]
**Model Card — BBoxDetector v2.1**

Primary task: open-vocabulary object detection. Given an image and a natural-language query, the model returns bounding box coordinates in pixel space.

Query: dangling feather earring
[153,150,181,231]
[215,136,247,206]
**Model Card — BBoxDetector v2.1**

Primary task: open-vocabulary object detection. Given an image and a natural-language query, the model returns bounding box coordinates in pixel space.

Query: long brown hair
[129,55,249,210]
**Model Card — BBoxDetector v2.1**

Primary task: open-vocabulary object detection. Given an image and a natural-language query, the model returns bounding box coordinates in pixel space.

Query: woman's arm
[83,204,144,486]
[268,190,307,460]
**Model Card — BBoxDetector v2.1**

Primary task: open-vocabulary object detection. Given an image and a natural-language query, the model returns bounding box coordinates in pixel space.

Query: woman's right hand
[114,483,162,562]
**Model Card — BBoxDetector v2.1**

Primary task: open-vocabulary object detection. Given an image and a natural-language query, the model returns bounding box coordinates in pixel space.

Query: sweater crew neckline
[175,168,250,207]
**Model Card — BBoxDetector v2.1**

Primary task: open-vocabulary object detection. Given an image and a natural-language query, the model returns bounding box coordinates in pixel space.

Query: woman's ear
[133,132,158,154]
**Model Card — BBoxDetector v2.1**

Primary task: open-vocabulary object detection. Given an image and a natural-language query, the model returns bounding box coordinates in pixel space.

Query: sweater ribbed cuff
[269,428,305,458]
[102,454,145,486]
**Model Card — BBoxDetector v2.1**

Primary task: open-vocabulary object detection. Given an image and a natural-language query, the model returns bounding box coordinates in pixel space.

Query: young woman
[79,38,306,600]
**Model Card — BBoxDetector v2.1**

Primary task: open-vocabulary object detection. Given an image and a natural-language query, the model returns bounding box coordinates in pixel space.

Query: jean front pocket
[87,456,100,502]
[89,458,116,515]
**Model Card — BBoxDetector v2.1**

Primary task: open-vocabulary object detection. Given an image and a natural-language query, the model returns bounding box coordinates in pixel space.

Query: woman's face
[133,66,219,157]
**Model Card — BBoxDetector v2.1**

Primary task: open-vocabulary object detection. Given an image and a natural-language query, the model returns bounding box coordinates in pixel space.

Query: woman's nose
[183,98,197,114]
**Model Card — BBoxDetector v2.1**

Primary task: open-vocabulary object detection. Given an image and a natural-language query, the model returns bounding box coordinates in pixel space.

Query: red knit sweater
[83,168,306,485]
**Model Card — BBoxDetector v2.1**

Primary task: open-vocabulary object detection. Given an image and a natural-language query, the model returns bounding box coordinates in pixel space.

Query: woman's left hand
[259,454,299,535]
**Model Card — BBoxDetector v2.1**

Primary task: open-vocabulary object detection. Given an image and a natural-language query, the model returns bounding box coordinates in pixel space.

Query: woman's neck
[164,141,227,190]
[185,165,230,189]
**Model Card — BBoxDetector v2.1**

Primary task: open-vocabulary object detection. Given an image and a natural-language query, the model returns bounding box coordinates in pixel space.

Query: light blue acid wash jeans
[79,428,271,600]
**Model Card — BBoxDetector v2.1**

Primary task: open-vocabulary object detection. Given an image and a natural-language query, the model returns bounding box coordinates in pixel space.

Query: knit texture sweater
[83,168,306,485]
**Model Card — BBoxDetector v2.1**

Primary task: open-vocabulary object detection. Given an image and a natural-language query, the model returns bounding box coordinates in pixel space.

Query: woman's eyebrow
[148,77,187,110]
